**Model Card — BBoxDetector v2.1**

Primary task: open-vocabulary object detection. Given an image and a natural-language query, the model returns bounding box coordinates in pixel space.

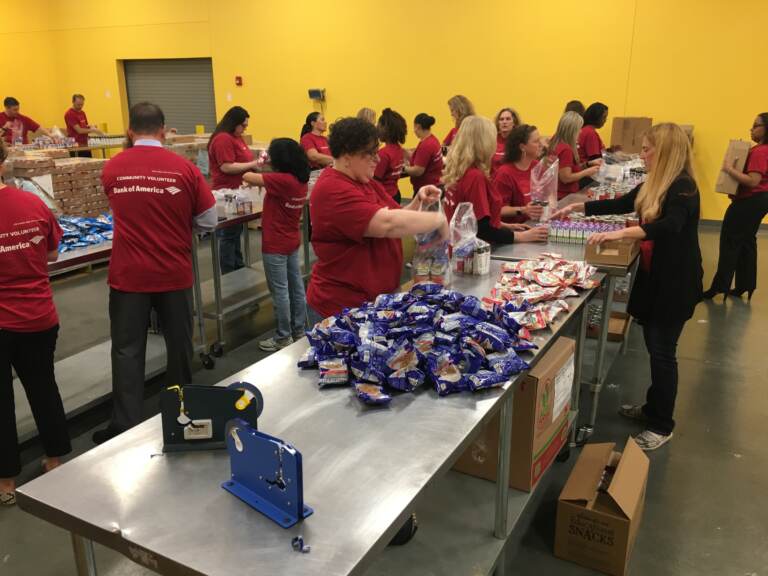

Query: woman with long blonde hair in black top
[553,123,703,451]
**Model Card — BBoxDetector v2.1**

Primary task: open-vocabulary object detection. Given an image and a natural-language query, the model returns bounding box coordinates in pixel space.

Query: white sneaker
[259,337,293,353]
[634,430,673,451]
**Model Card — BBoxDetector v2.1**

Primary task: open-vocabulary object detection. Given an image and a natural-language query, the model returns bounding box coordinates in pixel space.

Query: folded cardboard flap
[559,442,615,507]
[606,437,649,520]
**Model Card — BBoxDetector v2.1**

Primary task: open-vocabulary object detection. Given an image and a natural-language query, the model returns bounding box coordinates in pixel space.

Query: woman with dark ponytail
[300,112,332,169]
[404,113,443,193]
[208,106,260,273]
[374,108,407,204]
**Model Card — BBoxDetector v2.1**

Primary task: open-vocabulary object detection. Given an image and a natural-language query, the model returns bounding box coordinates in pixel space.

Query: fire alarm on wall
[235,76,243,87]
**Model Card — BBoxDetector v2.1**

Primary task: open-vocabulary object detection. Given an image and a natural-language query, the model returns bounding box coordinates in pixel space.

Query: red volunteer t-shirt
[736,144,768,200]
[491,133,507,176]
[0,113,40,145]
[374,143,404,198]
[0,186,61,332]
[445,166,502,228]
[493,160,538,223]
[261,173,308,255]
[578,125,604,162]
[301,133,331,169]
[553,141,581,199]
[410,134,444,192]
[102,145,215,292]
[443,127,458,147]
[307,169,403,318]
[208,132,254,190]
[64,108,89,146]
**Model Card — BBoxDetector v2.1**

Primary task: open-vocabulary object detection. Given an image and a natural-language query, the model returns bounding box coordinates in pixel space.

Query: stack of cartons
[10,156,55,177]
[50,158,109,217]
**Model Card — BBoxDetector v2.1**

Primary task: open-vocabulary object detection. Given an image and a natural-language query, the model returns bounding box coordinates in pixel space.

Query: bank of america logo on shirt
[166,186,181,195]
[29,235,45,245]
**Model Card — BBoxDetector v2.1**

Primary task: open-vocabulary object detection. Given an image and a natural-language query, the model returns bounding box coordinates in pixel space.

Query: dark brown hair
[504,124,538,163]
[378,108,407,145]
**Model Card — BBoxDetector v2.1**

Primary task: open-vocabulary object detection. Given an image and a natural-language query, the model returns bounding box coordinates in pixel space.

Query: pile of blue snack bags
[58,214,113,253]
[298,282,536,407]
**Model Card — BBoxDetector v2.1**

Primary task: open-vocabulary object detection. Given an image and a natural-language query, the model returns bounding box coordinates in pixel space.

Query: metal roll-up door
[124,58,217,134]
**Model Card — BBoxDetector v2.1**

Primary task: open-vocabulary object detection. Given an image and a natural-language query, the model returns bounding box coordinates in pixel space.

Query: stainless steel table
[17,260,600,576]
[490,241,639,442]
[193,198,264,360]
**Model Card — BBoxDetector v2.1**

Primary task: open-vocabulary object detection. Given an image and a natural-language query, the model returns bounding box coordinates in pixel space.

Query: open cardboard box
[585,239,639,267]
[555,437,649,576]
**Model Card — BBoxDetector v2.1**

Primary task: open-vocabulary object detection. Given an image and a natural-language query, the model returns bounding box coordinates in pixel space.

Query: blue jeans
[217,227,244,274]
[263,250,307,341]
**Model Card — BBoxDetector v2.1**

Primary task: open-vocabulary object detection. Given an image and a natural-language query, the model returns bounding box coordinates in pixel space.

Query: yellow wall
[3,0,766,220]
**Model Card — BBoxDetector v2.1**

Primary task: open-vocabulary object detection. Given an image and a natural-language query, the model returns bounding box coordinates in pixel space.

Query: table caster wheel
[201,353,215,370]
[556,446,571,463]
[210,343,224,357]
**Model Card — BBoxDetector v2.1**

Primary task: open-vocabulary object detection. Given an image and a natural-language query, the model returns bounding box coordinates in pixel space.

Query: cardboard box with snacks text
[453,337,575,492]
[610,118,652,154]
[585,239,639,267]
[555,436,649,576]
[715,139,751,196]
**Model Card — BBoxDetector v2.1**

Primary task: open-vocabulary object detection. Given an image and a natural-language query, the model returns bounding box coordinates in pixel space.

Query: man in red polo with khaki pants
[92,102,216,444]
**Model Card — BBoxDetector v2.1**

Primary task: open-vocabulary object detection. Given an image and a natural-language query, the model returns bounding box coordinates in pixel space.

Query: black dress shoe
[730,288,755,301]
[702,287,727,301]
[92,426,123,445]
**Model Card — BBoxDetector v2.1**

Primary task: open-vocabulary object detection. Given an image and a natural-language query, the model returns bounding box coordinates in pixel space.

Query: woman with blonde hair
[491,107,521,175]
[552,123,703,451]
[548,111,599,199]
[356,107,376,125]
[443,94,475,148]
[442,116,548,244]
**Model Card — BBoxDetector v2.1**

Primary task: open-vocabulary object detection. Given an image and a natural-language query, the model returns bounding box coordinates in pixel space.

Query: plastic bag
[413,200,450,285]
[449,202,478,275]
[530,156,559,222]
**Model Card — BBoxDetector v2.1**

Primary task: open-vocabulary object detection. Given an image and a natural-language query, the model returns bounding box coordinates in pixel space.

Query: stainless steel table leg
[619,260,640,355]
[570,302,589,447]
[191,234,207,352]
[588,275,616,429]
[243,222,252,268]
[71,533,98,576]
[494,550,508,576]
[494,394,514,539]
[211,230,225,347]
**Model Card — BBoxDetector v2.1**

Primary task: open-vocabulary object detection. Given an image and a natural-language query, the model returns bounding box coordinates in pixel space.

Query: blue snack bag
[466,370,508,391]
[355,383,392,406]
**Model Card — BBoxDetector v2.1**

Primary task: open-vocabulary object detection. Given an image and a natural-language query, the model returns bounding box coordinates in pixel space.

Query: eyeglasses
[752,123,765,129]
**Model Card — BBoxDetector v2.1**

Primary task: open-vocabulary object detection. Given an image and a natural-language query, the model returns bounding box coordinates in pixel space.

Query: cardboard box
[585,239,639,267]
[587,312,631,342]
[715,139,751,196]
[555,437,649,576]
[610,117,652,154]
[453,337,575,492]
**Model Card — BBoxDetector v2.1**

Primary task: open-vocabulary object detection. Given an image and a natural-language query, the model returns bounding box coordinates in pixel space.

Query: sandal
[0,492,16,506]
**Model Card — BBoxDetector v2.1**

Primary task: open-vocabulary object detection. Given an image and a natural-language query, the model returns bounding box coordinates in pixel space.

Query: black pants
[0,325,71,478]
[710,193,768,293]
[217,227,244,274]
[641,319,686,436]
[109,288,193,431]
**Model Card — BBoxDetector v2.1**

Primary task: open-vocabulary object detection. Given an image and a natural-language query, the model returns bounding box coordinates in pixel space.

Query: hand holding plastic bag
[413,200,450,284]
[530,156,559,222]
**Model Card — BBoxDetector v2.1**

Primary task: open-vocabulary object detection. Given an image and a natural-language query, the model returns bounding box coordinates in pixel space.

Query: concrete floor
[2,225,767,575]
